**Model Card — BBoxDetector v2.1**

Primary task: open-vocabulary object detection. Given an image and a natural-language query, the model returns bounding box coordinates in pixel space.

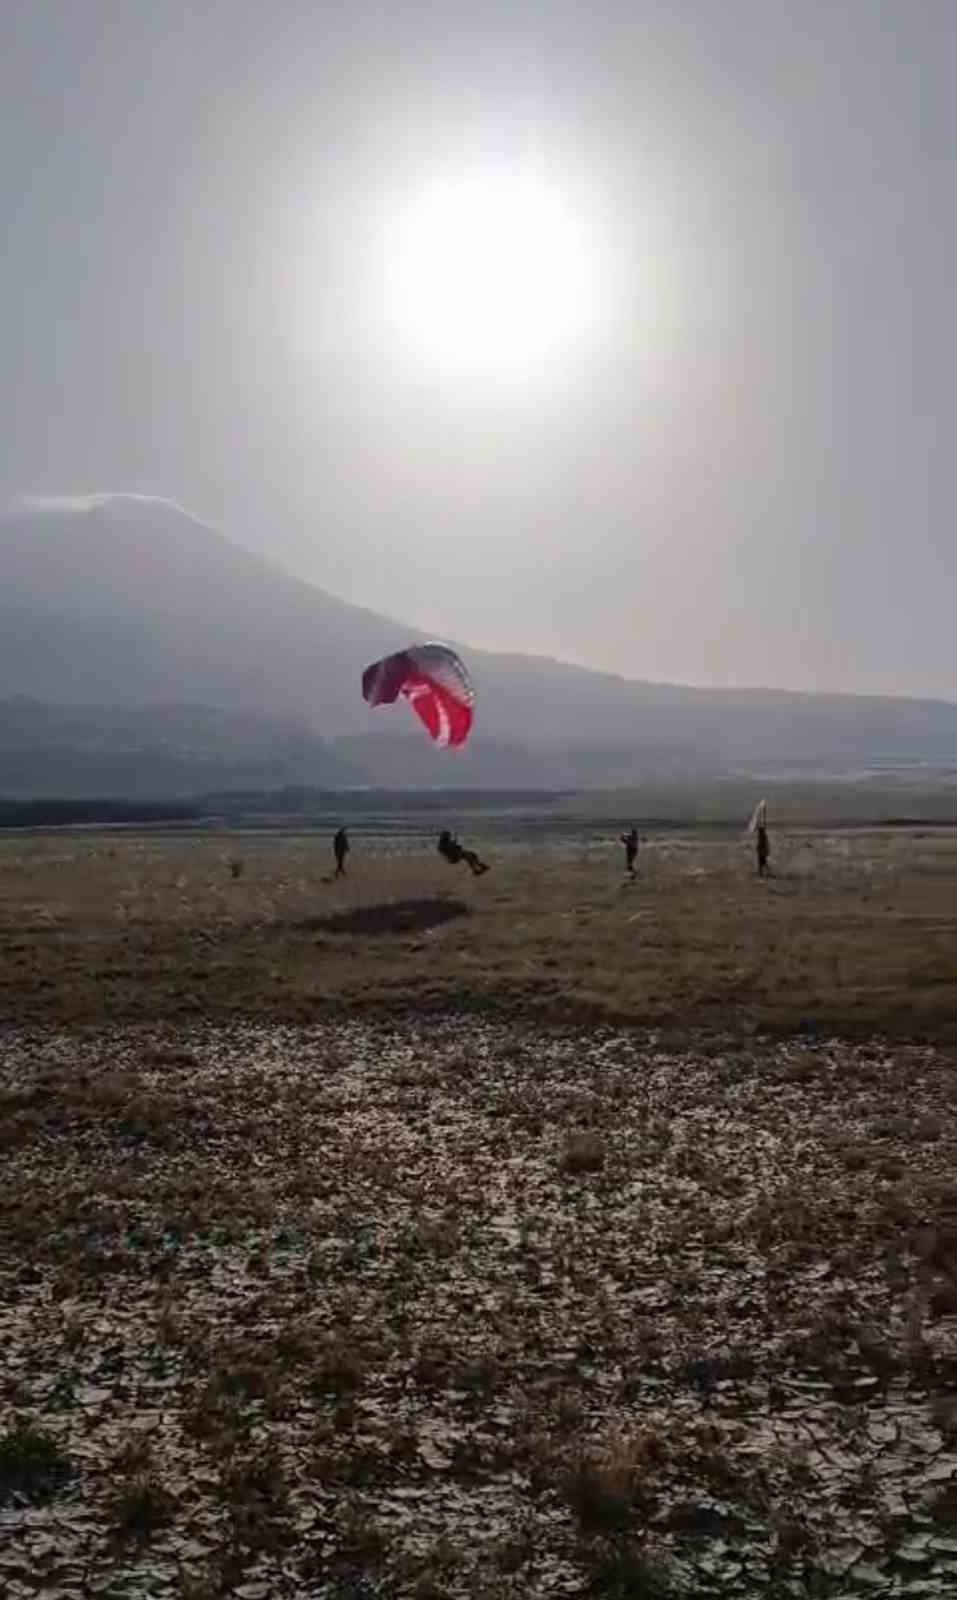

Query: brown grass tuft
[566,1430,666,1531]
[561,1130,607,1174]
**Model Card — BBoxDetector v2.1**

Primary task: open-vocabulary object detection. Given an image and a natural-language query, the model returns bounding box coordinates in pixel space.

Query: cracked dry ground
[1,1020,955,1598]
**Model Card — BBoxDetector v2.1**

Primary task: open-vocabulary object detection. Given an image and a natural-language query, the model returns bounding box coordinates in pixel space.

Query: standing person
[333,826,349,878]
[748,798,769,877]
[756,823,770,878]
[620,827,639,877]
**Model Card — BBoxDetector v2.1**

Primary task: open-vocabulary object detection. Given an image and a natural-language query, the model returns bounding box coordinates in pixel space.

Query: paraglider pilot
[437,829,489,876]
[756,824,770,878]
[333,827,349,878]
[620,827,639,877]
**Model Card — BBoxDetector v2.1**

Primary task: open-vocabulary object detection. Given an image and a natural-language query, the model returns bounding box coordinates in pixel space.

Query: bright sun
[387,175,591,366]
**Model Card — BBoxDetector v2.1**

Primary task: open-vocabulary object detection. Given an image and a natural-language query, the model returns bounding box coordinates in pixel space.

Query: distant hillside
[0,699,359,799]
[1,493,956,791]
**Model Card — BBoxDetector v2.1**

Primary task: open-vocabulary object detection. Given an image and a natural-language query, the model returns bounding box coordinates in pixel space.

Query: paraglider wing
[362,651,412,709]
[361,643,474,748]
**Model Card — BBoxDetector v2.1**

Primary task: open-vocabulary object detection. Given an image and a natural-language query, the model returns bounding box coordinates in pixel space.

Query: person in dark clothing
[620,827,639,877]
[333,826,349,877]
[756,824,770,878]
[437,829,489,876]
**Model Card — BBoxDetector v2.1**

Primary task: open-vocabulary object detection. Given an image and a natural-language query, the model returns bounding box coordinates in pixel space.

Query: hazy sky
[2,1,955,697]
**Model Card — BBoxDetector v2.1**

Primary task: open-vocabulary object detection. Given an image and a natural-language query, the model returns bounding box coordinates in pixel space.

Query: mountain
[1,493,956,793]
[0,494,394,733]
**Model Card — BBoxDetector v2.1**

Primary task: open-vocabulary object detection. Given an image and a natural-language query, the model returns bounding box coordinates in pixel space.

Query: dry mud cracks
[1,1017,955,1597]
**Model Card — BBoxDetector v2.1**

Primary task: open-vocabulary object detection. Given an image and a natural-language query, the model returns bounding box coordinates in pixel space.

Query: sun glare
[386,175,591,366]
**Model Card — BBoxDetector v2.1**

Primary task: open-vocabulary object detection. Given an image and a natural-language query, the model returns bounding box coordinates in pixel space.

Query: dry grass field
[1,825,956,1597]
[1,824,957,1036]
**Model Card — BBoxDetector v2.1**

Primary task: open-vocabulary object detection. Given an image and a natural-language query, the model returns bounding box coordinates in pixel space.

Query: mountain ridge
[2,493,955,792]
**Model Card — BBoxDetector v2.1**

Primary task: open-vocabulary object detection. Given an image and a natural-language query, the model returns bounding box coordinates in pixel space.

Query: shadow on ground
[297,897,471,937]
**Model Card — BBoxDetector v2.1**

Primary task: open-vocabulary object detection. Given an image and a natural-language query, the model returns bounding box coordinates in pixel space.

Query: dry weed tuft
[578,1540,672,1597]
[110,1463,176,1541]
[566,1430,666,1531]
[218,1438,291,1556]
[0,1418,71,1505]
[561,1130,607,1175]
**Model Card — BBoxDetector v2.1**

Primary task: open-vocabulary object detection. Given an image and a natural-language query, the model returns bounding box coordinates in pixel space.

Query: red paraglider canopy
[361,643,474,748]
